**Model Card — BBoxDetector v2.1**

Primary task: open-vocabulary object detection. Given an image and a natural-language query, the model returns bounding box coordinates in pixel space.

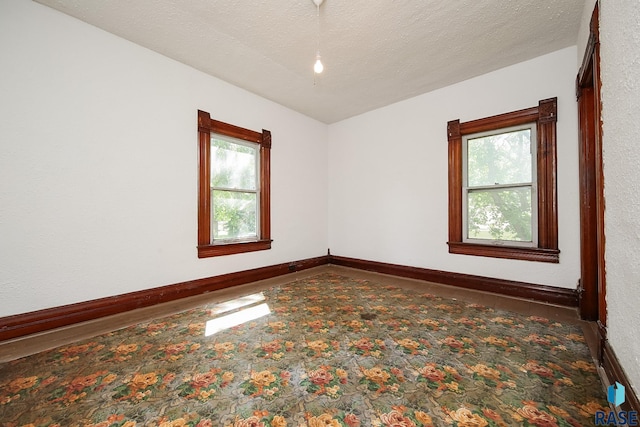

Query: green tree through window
[211,137,259,240]
[465,127,535,243]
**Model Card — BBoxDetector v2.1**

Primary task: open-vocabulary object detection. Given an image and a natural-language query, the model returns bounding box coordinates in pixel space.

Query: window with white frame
[463,124,537,246]
[210,135,260,242]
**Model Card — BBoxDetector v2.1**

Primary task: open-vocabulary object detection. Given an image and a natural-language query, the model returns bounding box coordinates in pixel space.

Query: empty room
[1,1,639,426]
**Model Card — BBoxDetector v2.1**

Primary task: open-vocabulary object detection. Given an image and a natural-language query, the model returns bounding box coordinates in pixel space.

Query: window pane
[211,137,257,190]
[211,190,257,241]
[467,129,532,187]
[467,187,532,242]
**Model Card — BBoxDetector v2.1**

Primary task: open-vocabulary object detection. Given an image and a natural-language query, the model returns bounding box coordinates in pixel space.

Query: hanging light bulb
[314,53,324,74]
[312,0,324,76]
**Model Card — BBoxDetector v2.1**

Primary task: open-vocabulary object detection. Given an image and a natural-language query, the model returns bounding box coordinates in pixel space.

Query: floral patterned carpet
[0,273,608,427]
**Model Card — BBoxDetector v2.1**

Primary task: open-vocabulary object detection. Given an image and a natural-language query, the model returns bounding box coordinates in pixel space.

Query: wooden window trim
[447,98,559,263]
[197,110,272,258]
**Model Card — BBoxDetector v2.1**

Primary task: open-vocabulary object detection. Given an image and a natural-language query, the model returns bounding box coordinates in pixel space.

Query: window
[447,98,559,263]
[463,124,537,246]
[197,110,272,258]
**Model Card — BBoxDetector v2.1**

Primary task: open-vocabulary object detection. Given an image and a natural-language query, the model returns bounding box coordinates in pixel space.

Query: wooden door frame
[576,3,606,329]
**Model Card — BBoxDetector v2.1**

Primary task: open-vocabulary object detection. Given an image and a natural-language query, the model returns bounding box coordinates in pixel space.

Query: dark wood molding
[600,335,640,414]
[537,98,559,250]
[577,5,600,93]
[576,3,605,322]
[206,118,263,144]
[197,110,272,258]
[197,111,211,247]
[459,107,539,135]
[597,320,607,363]
[447,119,460,140]
[260,130,272,241]
[447,119,463,244]
[329,255,577,307]
[447,242,559,263]
[447,98,559,262]
[197,239,272,257]
[538,98,558,123]
[0,256,328,342]
[262,129,272,149]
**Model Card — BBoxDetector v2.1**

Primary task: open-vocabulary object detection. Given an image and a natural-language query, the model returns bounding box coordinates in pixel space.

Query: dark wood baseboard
[0,255,328,342]
[600,333,640,414]
[329,255,578,307]
[0,253,581,342]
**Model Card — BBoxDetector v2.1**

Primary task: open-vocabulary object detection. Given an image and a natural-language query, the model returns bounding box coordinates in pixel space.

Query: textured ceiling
[34,0,585,124]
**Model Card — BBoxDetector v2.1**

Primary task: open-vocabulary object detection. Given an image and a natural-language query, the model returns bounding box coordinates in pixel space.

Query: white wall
[328,47,580,289]
[0,1,328,317]
[599,0,640,397]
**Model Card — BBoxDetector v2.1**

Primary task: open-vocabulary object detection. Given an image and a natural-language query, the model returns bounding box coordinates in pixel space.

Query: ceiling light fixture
[312,0,324,75]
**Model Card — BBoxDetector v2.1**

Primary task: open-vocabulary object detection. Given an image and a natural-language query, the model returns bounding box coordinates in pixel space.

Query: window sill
[198,239,272,258]
[447,242,559,263]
